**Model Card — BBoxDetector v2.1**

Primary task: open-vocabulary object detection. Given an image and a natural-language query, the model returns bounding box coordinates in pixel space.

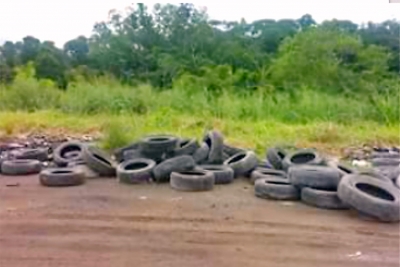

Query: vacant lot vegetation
[0,4,398,152]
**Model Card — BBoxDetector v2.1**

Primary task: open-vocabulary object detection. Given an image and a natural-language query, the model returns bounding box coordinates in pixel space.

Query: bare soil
[0,175,399,267]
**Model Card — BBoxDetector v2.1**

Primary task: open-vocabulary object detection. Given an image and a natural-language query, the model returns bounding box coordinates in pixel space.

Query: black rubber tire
[117,158,155,184]
[371,152,400,159]
[15,148,48,162]
[198,165,234,184]
[168,138,199,157]
[192,142,210,164]
[372,158,400,167]
[266,147,287,170]
[224,151,258,178]
[1,160,42,175]
[255,177,300,200]
[223,144,244,157]
[357,169,393,184]
[139,135,179,153]
[337,174,400,222]
[170,170,214,191]
[250,168,287,184]
[113,142,140,162]
[288,165,341,190]
[152,155,195,183]
[123,149,145,162]
[301,187,348,210]
[53,141,84,166]
[82,146,116,177]
[282,149,324,171]
[39,168,85,187]
[203,130,224,164]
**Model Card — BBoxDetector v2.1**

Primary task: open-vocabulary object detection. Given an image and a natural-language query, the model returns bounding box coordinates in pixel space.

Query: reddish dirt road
[0,174,399,267]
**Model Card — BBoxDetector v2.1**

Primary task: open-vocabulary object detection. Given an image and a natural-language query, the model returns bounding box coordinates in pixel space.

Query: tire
[223,144,244,157]
[113,142,140,162]
[192,142,210,164]
[224,151,258,178]
[250,168,287,184]
[282,149,324,171]
[203,130,224,164]
[15,148,48,162]
[139,135,178,153]
[82,146,116,177]
[337,174,400,222]
[170,170,214,191]
[53,141,84,167]
[371,152,400,159]
[152,155,195,183]
[357,169,393,184]
[69,164,99,179]
[117,158,156,184]
[168,138,199,157]
[288,165,341,190]
[64,151,82,160]
[266,147,287,170]
[1,160,42,175]
[198,165,234,184]
[39,168,85,187]
[301,187,348,210]
[254,177,300,200]
[372,158,400,167]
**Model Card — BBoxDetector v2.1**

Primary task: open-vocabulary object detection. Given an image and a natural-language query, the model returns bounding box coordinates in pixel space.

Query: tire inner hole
[266,180,289,185]
[125,162,148,170]
[52,170,72,174]
[228,153,246,164]
[291,153,316,164]
[94,154,112,166]
[180,171,205,176]
[356,183,395,201]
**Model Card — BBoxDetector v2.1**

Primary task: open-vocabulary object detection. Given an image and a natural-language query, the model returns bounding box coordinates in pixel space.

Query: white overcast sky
[0,0,398,47]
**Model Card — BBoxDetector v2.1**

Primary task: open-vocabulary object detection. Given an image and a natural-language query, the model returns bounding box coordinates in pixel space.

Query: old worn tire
[39,168,85,187]
[223,144,244,157]
[203,130,224,164]
[357,169,393,184]
[1,160,42,175]
[139,135,178,153]
[372,158,400,167]
[198,165,234,184]
[117,158,155,184]
[301,187,348,210]
[53,141,84,166]
[168,138,199,157]
[250,168,287,184]
[266,147,287,170]
[282,149,324,171]
[15,148,48,162]
[288,165,341,190]
[255,177,300,200]
[192,142,210,164]
[170,170,214,192]
[224,151,258,178]
[152,155,195,183]
[82,146,116,177]
[338,174,400,222]
[113,142,140,162]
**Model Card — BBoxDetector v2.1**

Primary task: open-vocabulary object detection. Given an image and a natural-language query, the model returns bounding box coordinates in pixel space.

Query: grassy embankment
[0,76,398,156]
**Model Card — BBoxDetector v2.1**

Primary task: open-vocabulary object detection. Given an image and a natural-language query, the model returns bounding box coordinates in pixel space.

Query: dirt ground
[0,175,399,267]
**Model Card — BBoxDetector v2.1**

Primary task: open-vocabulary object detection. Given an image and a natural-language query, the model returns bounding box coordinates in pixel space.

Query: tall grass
[0,74,398,125]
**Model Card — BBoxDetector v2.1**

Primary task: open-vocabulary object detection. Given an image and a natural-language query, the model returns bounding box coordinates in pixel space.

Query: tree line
[0,3,398,94]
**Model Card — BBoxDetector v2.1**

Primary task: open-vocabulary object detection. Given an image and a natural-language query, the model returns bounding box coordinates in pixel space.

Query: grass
[0,110,398,157]
[0,74,398,156]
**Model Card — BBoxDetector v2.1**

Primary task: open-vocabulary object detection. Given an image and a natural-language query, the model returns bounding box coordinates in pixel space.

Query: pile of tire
[252,146,400,222]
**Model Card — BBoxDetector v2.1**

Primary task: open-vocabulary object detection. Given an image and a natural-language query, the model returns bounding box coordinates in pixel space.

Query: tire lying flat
[198,165,234,184]
[170,170,215,192]
[301,187,348,210]
[254,177,300,200]
[117,158,155,184]
[39,168,85,187]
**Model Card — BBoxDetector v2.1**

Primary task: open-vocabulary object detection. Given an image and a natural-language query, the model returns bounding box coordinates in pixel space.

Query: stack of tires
[252,146,400,222]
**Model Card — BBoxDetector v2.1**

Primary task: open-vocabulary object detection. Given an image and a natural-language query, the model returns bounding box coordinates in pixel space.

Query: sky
[0,0,398,47]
